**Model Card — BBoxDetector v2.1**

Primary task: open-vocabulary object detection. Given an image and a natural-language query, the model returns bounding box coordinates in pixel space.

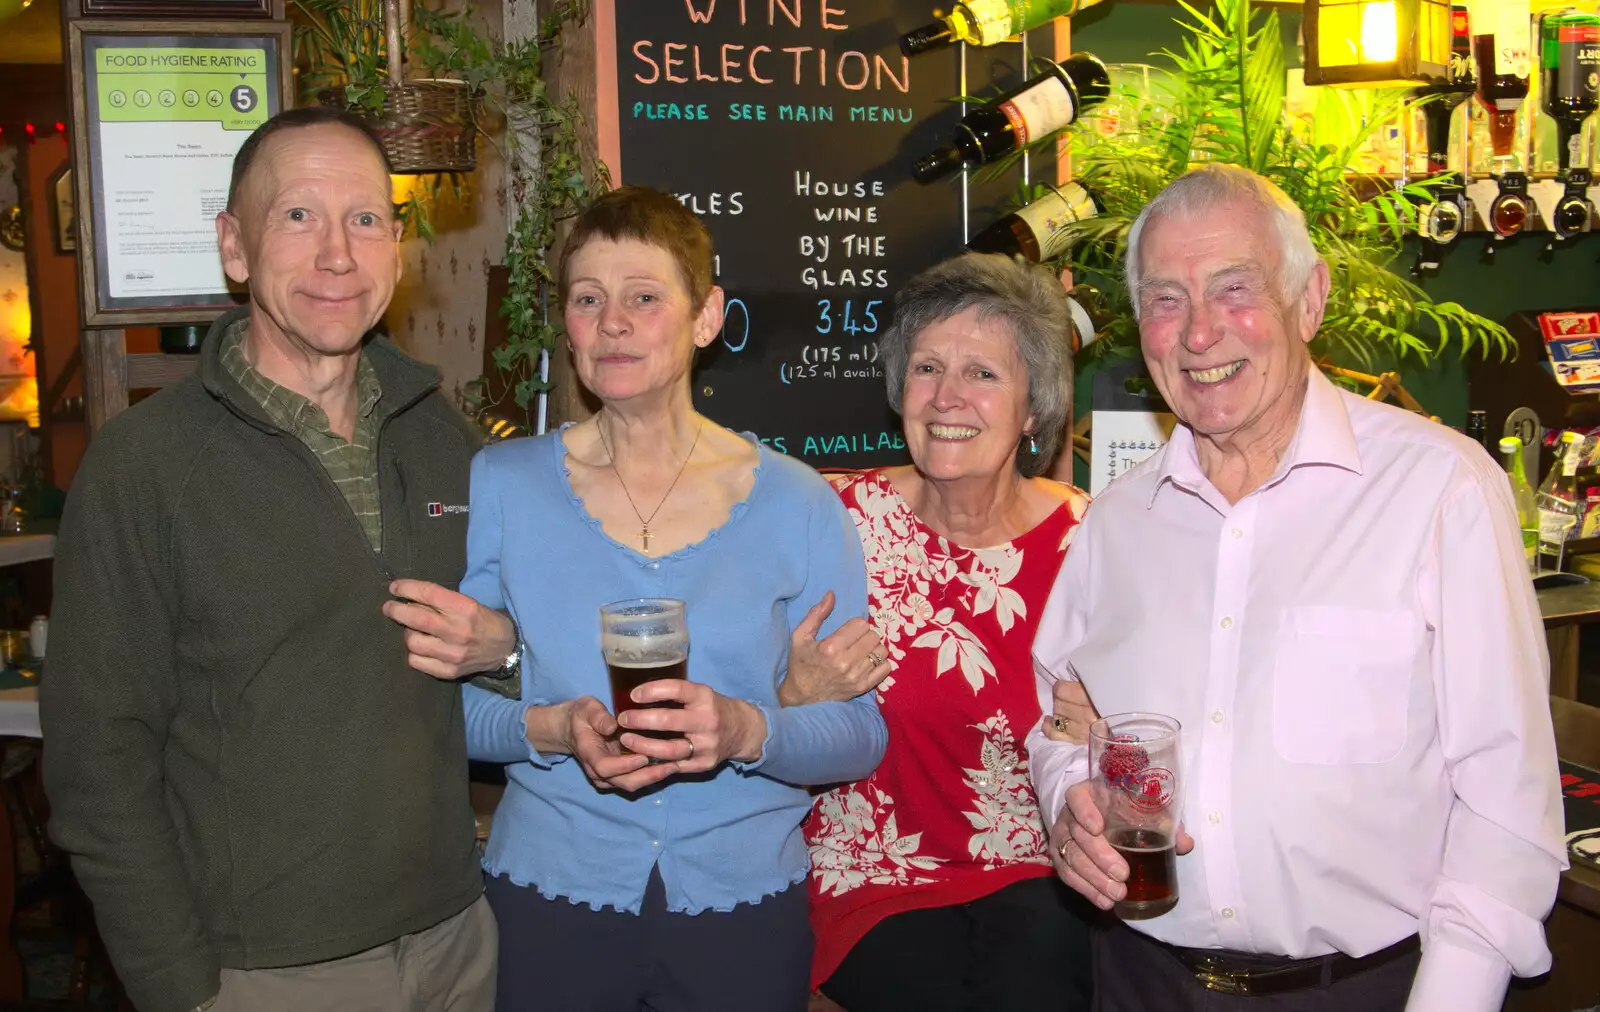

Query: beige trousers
[213,896,496,1012]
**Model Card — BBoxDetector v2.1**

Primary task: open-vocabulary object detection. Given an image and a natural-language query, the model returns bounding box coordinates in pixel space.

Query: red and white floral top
[805,469,1085,988]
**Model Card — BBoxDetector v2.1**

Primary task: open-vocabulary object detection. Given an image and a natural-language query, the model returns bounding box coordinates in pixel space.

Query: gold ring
[868,650,887,667]
[1058,839,1071,861]
[1052,715,1071,732]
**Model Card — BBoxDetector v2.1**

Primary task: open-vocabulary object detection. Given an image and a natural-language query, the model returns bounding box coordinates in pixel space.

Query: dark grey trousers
[1093,920,1420,1012]
[486,867,810,1012]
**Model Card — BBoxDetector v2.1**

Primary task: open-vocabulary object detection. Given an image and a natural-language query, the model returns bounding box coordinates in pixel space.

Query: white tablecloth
[0,687,40,739]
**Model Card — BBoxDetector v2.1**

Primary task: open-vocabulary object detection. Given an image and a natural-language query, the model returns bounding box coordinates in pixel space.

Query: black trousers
[819,876,1096,1012]
[485,867,811,1012]
[1092,920,1421,1012]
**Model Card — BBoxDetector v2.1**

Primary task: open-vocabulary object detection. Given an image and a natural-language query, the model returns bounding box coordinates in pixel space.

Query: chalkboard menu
[609,0,1055,468]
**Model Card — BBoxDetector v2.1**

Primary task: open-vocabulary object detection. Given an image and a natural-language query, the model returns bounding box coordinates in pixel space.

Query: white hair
[1124,164,1321,320]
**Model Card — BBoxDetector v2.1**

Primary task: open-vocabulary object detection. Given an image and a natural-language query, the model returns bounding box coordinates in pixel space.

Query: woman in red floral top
[789,253,1095,1011]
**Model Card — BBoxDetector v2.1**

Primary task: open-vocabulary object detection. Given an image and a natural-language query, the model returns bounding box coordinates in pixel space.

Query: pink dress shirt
[1028,367,1566,1011]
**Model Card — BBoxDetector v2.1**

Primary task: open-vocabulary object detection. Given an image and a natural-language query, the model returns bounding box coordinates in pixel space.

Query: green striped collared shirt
[220,320,385,552]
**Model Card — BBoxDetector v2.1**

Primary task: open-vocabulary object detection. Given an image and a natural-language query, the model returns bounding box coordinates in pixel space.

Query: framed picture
[66,20,293,326]
[76,1,284,18]
[49,166,75,255]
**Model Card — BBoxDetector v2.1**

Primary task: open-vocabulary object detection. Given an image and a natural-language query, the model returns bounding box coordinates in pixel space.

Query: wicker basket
[318,81,478,175]
[315,0,478,175]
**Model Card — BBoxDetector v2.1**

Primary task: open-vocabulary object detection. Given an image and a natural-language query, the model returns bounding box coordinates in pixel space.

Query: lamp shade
[1304,0,1452,87]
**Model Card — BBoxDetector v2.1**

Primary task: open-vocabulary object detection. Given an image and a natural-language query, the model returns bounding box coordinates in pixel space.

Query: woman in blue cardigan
[458,186,889,1012]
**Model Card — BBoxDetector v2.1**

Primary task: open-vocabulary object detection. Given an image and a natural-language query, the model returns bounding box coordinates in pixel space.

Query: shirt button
[1211,710,1225,724]
[1208,811,1222,825]
[654,799,662,806]
[1221,907,1236,919]
[651,840,660,848]
[1231,527,1243,539]
[1219,617,1233,630]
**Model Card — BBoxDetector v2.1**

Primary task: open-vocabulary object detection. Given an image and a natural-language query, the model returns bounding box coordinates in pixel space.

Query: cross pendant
[640,525,651,552]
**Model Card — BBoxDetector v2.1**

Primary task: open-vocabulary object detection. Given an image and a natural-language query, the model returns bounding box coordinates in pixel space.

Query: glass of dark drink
[1088,712,1183,920]
[600,598,689,754]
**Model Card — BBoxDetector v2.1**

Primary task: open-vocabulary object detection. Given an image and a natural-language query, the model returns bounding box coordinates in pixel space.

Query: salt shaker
[28,616,46,659]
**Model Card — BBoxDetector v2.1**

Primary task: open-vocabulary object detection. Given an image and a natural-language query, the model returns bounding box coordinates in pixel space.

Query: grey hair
[1124,164,1320,320]
[879,252,1073,477]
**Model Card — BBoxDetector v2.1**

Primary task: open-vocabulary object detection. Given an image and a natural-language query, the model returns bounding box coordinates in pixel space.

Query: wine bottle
[967,181,1100,261]
[1540,8,1600,171]
[901,0,1106,56]
[912,54,1111,184]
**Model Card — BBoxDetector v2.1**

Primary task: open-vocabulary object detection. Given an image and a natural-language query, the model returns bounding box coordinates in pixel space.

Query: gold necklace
[597,417,703,552]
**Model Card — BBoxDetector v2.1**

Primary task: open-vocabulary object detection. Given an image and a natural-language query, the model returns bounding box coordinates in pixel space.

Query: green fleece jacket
[41,307,485,1012]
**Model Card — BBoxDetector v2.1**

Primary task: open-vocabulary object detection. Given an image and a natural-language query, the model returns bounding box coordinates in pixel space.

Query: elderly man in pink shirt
[1028,163,1565,1012]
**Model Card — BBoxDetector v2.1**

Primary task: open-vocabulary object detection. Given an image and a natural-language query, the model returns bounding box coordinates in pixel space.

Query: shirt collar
[220,321,383,435]
[1147,364,1362,509]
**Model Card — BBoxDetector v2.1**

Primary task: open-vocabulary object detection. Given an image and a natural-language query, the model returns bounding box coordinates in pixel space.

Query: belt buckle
[1195,957,1252,995]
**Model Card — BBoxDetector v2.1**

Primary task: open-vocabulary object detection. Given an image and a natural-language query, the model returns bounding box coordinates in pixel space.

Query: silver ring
[867,650,887,667]
[684,738,695,761]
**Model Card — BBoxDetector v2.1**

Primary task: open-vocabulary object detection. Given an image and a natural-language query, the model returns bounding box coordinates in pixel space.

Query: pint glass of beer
[1088,712,1182,920]
[600,598,689,752]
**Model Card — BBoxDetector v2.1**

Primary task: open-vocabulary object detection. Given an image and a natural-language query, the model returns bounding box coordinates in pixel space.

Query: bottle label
[1449,6,1474,85]
[964,0,1015,44]
[1565,437,1587,476]
[1015,183,1095,260]
[1562,28,1600,101]
[999,76,1076,146]
[1495,0,1532,78]
[1540,507,1577,546]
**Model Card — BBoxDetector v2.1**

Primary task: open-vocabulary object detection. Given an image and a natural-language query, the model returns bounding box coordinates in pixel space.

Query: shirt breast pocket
[1272,606,1418,765]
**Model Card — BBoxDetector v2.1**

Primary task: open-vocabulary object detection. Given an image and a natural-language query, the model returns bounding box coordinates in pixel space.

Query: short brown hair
[558,186,715,309]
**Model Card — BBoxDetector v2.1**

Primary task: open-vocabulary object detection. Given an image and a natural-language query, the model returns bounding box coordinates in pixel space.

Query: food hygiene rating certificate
[84,40,276,304]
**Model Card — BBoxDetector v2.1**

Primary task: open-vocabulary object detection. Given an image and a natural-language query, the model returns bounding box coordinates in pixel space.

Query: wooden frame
[74,0,284,19]
[66,19,292,326]
[47,164,74,255]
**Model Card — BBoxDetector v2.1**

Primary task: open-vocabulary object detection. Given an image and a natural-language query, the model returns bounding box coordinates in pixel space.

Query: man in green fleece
[41,107,518,1012]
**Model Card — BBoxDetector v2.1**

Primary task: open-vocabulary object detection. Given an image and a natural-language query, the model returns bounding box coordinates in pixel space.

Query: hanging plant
[990,0,1515,372]
[413,0,610,425]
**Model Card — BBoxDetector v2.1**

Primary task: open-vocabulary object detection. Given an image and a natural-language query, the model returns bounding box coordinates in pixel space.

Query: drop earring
[1028,433,1039,454]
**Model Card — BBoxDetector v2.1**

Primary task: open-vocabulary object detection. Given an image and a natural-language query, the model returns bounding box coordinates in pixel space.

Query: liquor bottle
[1466,409,1490,451]
[1473,0,1532,168]
[901,0,1107,56]
[1541,9,1600,168]
[967,181,1100,261]
[1536,430,1583,565]
[1500,435,1540,572]
[913,54,1111,183]
[1416,5,1476,177]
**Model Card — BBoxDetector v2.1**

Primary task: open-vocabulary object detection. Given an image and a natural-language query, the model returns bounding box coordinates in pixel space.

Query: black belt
[1159,934,1421,996]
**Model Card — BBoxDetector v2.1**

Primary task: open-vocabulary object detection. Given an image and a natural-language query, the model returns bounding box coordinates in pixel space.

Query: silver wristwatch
[497,645,522,680]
